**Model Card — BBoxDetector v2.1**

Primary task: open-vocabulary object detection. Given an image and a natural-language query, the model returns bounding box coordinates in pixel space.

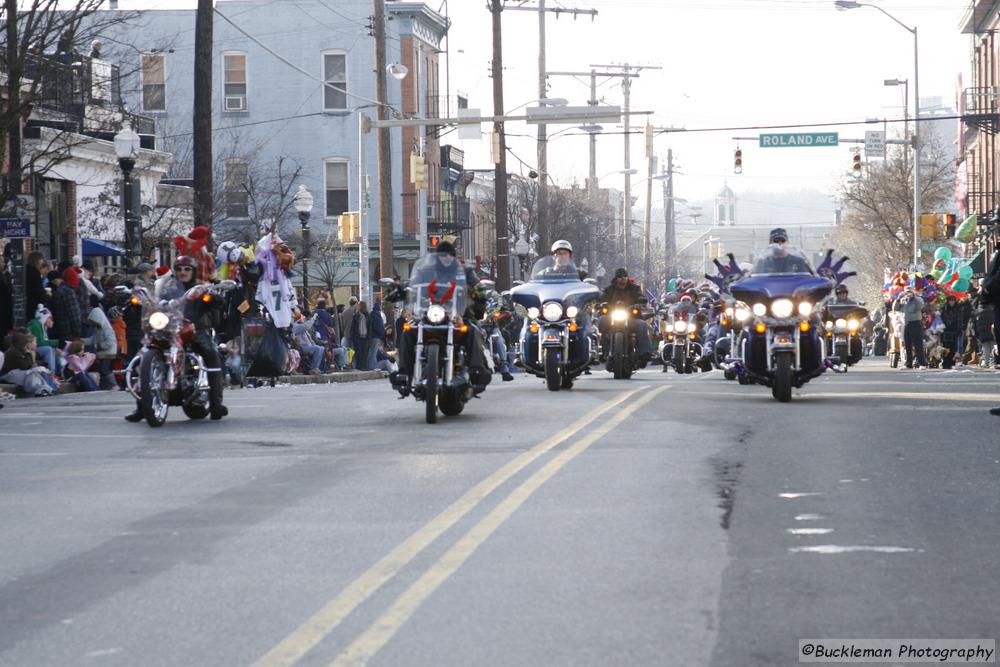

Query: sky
[116,0,973,220]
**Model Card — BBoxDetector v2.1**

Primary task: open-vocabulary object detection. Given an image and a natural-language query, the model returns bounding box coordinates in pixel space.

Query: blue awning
[82,238,126,257]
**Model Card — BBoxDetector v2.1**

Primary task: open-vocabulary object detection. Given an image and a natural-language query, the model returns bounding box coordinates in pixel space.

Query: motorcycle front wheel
[424,343,440,424]
[139,349,170,427]
[544,348,562,391]
[772,352,793,403]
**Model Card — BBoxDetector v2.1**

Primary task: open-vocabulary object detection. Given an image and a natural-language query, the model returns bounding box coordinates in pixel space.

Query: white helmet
[551,239,573,255]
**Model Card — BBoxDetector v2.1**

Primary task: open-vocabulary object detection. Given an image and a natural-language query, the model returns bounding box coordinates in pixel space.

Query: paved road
[0,360,997,666]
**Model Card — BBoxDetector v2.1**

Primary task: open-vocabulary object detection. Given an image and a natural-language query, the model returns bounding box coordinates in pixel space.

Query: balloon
[953,279,970,293]
[958,265,974,280]
[668,278,677,291]
[934,247,952,262]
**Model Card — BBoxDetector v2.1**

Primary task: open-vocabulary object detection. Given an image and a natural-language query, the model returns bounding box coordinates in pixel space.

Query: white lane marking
[787,528,834,535]
[789,545,916,554]
[794,514,824,521]
[778,492,824,499]
[85,647,123,658]
[839,479,853,483]
[0,452,70,456]
[1,433,173,440]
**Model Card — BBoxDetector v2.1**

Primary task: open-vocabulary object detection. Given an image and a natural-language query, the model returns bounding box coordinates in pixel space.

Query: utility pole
[642,123,654,285]
[490,0,510,290]
[193,0,213,229]
[373,0,394,285]
[662,148,675,281]
[588,69,598,275]
[587,63,660,273]
[503,2,597,258]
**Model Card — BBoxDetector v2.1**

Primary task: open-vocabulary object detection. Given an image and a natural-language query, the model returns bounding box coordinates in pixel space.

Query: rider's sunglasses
[174,266,194,272]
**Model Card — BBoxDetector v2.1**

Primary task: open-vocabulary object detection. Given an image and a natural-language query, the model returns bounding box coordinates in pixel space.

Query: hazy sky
[118,0,971,217]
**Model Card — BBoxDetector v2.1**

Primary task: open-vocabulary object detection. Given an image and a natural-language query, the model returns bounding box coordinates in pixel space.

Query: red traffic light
[430,235,440,247]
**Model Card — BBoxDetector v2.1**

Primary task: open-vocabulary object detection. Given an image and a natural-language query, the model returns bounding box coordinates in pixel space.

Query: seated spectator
[292,308,325,375]
[0,329,60,396]
[62,339,99,392]
[27,305,61,372]
[85,296,118,390]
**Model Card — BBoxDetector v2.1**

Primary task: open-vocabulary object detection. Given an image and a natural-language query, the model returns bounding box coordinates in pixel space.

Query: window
[325,160,349,218]
[323,51,347,111]
[223,53,247,111]
[224,159,249,218]
[141,53,165,112]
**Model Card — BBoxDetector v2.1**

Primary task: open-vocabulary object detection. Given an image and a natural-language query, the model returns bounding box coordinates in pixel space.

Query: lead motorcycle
[398,253,478,423]
[511,256,600,390]
[730,246,835,402]
[599,298,651,380]
[122,281,235,427]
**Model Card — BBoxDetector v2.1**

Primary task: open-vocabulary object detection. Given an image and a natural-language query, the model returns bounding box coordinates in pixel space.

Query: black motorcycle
[600,299,650,380]
[822,303,869,367]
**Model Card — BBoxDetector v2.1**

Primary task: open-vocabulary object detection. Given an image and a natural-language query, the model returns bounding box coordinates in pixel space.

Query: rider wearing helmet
[125,255,229,422]
[598,267,651,363]
[833,284,856,305]
[753,228,813,274]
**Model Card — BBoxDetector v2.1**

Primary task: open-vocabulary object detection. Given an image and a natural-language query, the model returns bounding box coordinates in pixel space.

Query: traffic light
[941,213,956,236]
[338,212,359,243]
[410,152,428,190]
[429,235,441,248]
[919,213,938,239]
[734,148,742,174]
[851,151,862,179]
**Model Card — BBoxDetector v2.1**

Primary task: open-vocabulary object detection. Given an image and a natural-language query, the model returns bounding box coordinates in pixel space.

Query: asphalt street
[0,360,997,666]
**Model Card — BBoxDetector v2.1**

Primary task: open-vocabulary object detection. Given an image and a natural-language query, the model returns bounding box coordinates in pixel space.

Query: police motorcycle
[121,280,236,427]
[822,302,869,368]
[511,255,600,390]
[395,253,479,423]
[729,245,836,402]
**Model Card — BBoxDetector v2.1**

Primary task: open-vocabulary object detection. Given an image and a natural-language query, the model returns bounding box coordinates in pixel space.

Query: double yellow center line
[252,384,668,667]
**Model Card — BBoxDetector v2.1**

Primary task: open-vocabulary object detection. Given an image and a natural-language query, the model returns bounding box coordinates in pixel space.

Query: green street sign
[759,132,839,148]
[336,260,360,268]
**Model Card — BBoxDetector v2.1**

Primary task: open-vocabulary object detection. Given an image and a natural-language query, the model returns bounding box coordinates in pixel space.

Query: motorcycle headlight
[771,299,794,319]
[848,318,860,332]
[835,318,848,329]
[566,305,579,319]
[542,302,564,322]
[426,304,447,324]
[735,308,751,322]
[611,308,628,323]
[664,323,674,333]
[725,307,735,318]
[825,320,834,330]
[527,307,540,320]
[674,320,688,333]
[797,302,814,317]
[752,303,767,317]
[149,311,170,331]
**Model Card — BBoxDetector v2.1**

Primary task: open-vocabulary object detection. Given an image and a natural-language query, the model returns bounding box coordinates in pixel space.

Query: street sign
[457,108,481,141]
[865,130,885,158]
[335,260,360,269]
[758,132,839,148]
[0,218,32,238]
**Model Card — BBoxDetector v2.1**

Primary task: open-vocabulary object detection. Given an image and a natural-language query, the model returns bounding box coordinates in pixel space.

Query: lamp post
[836,0,921,267]
[293,184,314,303]
[114,124,141,263]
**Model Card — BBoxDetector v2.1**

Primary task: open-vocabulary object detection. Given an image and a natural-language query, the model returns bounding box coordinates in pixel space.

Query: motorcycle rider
[390,241,492,396]
[833,284,856,305]
[754,228,813,274]
[599,267,651,362]
[124,255,229,422]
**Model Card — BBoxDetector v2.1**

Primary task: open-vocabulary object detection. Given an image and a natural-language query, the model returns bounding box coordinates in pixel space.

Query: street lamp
[114,123,141,263]
[293,184,314,302]
[387,63,408,81]
[836,0,921,267]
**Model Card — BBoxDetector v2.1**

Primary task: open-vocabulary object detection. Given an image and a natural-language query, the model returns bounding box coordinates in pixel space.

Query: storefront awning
[82,238,125,257]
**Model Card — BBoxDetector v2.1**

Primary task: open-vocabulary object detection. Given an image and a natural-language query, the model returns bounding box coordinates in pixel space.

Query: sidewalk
[0,369,386,400]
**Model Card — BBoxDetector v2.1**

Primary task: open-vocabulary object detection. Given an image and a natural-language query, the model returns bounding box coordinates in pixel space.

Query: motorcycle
[123,281,235,427]
[599,298,651,380]
[480,283,512,375]
[511,256,600,390]
[822,302,870,367]
[730,246,836,402]
[660,307,701,374]
[718,302,752,382]
[397,253,480,423]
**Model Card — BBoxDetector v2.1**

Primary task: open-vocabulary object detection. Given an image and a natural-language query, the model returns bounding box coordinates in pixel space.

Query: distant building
[714,184,737,226]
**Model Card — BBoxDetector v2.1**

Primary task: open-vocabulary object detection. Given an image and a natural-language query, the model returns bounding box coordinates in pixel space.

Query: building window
[141,53,165,112]
[224,159,249,218]
[323,51,347,111]
[325,160,349,218]
[223,53,247,111]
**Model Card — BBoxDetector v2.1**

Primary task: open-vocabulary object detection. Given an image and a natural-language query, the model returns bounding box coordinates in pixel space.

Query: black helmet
[614,267,629,279]
[835,284,848,294]
[436,241,456,257]
[769,228,789,244]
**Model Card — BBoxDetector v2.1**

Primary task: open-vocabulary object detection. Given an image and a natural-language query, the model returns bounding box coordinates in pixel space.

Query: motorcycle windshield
[751,244,814,276]
[529,256,581,283]
[406,253,468,319]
